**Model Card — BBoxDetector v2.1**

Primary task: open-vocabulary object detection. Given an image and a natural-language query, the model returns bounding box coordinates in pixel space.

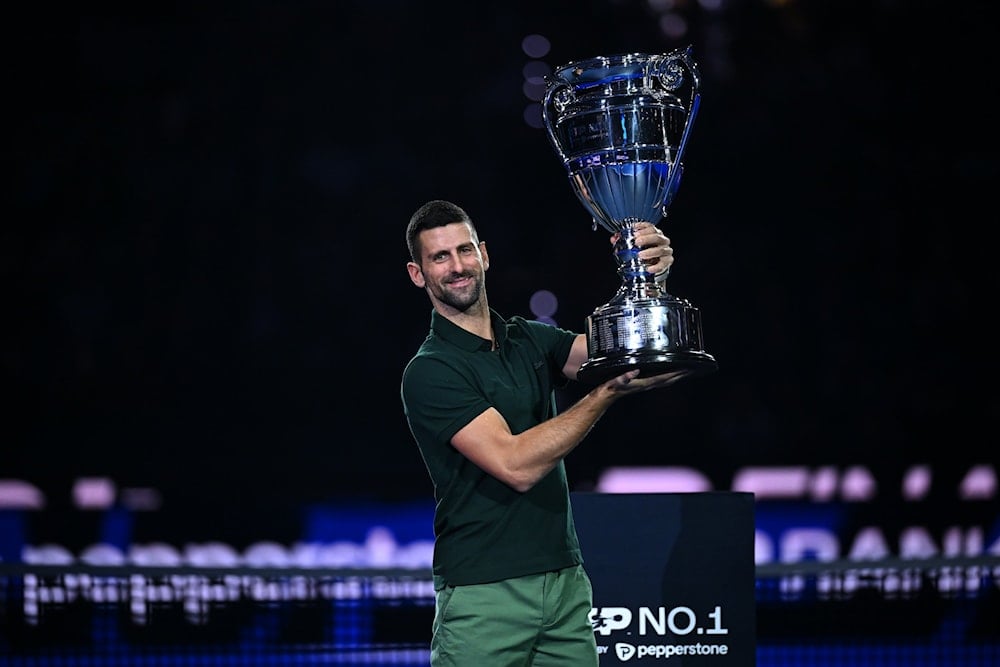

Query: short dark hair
[406,199,477,264]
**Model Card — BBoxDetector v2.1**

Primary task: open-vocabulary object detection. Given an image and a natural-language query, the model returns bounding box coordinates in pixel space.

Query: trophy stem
[612,220,664,302]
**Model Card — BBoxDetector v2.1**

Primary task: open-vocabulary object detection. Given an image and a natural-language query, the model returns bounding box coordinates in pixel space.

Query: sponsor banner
[573,492,756,664]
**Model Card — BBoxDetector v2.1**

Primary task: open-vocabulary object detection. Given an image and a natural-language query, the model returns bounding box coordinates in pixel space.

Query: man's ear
[407,262,425,288]
[480,241,489,272]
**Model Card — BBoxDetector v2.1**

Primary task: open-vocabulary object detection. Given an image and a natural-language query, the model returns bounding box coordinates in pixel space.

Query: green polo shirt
[401,308,583,586]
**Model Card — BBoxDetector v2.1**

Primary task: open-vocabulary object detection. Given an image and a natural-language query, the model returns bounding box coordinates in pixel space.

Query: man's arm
[450,369,686,492]
[561,334,590,381]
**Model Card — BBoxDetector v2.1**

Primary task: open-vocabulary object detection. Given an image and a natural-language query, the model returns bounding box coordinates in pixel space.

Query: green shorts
[430,564,598,666]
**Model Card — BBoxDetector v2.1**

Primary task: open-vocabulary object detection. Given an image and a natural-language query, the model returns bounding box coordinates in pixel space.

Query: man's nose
[444,253,464,271]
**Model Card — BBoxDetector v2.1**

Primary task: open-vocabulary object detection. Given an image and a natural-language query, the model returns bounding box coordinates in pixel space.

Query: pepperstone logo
[616,643,637,661]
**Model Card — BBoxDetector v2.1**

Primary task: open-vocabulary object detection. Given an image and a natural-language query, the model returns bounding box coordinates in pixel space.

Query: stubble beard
[436,272,484,313]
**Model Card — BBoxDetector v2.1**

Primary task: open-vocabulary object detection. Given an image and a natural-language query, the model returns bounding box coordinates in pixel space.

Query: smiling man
[401,199,686,666]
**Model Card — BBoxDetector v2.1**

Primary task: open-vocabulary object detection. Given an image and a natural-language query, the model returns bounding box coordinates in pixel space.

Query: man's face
[408,222,489,313]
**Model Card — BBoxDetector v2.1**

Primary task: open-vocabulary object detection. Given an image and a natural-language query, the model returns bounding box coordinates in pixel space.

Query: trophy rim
[550,46,696,88]
[551,52,657,86]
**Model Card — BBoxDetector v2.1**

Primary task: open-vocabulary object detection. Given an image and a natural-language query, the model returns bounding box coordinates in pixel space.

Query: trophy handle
[651,46,701,212]
[541,80,573,164]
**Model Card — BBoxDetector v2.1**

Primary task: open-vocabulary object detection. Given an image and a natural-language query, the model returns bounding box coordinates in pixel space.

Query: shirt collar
[430,308,508,352]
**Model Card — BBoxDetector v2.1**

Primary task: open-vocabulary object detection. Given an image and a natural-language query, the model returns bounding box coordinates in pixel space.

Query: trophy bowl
[542,46,717,385]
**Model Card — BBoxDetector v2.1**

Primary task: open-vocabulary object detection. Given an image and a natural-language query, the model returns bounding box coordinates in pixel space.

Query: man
[401,199,686,666]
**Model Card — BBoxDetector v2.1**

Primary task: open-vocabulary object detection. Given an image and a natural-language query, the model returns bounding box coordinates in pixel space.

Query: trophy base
[576,294,717,386]
[577,350,717,385]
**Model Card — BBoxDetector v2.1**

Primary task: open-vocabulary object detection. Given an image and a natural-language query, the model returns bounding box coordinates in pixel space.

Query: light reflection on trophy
[542,46,717,384]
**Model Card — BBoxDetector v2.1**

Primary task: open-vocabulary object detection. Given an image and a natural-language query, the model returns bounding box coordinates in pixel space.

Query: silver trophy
[542,46,717,384]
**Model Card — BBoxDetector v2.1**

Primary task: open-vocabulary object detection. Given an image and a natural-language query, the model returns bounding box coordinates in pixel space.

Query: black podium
[572,492,756,665]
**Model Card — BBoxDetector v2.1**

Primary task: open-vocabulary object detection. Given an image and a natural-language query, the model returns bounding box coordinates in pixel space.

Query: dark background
[6,1,996,548]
